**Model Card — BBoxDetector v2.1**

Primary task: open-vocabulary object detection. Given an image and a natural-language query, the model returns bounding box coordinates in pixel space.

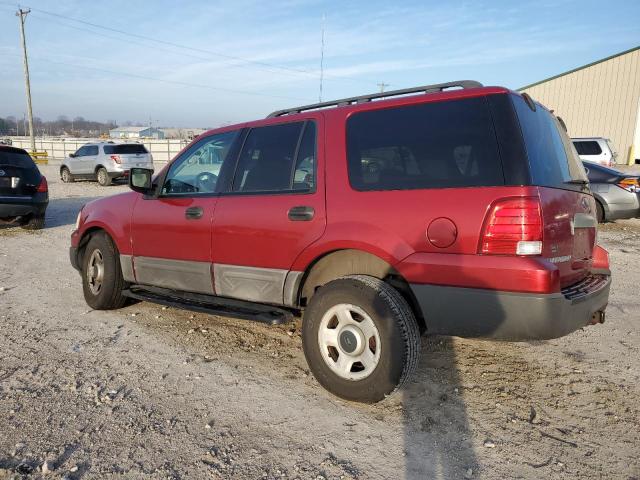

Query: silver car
[60,142,154,186]
[584,161,640,222]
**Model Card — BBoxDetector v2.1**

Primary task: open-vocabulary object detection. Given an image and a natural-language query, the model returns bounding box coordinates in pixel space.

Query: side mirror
[129,168,155,195]
[69,153,76,158]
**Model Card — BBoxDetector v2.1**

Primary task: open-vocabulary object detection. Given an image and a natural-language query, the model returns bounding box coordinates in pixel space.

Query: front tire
[302,275,420,403]
[60,167,74,183]
[82,232,127,310]
[96,167,111,186]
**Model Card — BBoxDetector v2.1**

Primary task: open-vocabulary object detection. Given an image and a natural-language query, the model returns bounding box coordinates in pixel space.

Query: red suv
[70,81,611,403]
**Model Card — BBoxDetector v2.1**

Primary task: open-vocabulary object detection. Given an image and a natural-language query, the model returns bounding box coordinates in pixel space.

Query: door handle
[288,206,315,221]
[185,206,204,220]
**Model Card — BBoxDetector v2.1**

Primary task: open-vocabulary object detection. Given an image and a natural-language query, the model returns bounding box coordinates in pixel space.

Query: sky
[0,0,638,128]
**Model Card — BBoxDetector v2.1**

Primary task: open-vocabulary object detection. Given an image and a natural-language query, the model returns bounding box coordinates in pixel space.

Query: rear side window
[573,141,602,156]
[512,95,587,188]
[346,97,504,191]
[233,121,313,193]
[104,144,148,155]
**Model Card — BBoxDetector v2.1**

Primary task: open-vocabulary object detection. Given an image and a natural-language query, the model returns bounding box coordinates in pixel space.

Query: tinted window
[75,146,89,156]
[104,144,148,155]
[346,97,504,191]
[573,141,602,156]
[293,122,316,191]
[163,131,239,195]
[0,150,36,168]
[512,95,587,188]
[233,122,304,192]
[86,146,99,156]
[582,161,620,183]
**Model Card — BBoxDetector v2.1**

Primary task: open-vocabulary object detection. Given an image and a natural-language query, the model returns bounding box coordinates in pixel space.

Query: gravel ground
[1,165,639,479]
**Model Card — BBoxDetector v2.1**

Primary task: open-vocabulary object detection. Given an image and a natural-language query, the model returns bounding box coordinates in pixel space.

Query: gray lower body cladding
[410,275,611,340]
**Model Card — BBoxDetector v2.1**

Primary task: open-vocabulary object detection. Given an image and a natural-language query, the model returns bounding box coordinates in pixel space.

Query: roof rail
[267,80,483,118]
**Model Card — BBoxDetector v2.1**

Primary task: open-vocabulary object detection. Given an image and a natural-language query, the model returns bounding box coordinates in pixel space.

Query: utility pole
[16,8,35,152]
[377,82,390,93]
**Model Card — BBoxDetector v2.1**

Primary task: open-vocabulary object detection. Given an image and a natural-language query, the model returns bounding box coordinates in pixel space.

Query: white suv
[572,137,618,167]
[60,142,154,186]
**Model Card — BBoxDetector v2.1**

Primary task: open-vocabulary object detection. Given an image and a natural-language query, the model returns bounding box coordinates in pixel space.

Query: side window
[573,141,602,156]
[293,122,316,191]
[232,122,304,192]
[162,131,239,195]
[346,97,504,191]
[87,146,99,156]
[75,146,88,156]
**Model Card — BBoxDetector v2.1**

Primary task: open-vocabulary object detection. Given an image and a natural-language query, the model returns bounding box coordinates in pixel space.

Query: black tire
[96,167,111,186]
[302,275,420,403]
[596,201,605,223]
[60,167,74,183]
[82,232,127,310]
[21,214,45,230]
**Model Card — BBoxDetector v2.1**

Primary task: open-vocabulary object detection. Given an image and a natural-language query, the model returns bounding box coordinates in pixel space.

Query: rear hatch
[104,144,152,168]
[0,148,42,197]
[511,94,597,287]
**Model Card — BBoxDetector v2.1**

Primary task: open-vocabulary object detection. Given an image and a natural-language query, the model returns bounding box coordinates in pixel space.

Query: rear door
[130,130,240,294]
[211,118,326,304]
[513,96,596,286]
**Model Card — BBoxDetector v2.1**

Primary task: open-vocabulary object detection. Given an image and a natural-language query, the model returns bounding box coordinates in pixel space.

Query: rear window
[0,150,36,169]
[512,95,588,188]
[346,97,504,191]
[103,144,148,155]
[573,140,602,156]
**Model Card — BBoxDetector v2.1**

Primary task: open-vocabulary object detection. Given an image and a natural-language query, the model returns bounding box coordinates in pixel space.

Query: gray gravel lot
[0,165,639,479]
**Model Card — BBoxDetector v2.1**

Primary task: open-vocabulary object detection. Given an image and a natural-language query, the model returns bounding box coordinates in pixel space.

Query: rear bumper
[410,274,611,340]
[0,196,48,218]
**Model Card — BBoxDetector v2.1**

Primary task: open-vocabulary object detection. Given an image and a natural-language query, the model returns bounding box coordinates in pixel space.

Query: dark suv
[69,81,611,403]
[0,145,48,229]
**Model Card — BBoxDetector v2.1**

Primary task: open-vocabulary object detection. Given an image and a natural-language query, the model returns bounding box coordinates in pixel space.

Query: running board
[122,285,294,325]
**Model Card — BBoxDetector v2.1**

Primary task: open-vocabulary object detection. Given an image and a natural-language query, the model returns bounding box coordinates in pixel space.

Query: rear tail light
[110,155,121,164]
[36,176,48,193]
[617,178,640,193]
[479,197,543,256]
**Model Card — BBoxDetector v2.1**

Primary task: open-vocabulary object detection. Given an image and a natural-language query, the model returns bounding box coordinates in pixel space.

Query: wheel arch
[296,248,426,331]
[76,226,119,267]
[592,194,608,221]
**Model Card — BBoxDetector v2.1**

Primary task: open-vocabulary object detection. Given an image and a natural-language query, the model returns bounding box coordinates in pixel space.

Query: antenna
[319,14,325,102]
[377,82,390,93]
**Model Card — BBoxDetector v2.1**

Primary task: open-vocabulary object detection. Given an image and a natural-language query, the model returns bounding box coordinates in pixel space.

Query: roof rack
[267,80,483,118]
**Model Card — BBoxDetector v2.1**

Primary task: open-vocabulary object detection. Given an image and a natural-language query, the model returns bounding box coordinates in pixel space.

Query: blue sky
[0,0,638,128]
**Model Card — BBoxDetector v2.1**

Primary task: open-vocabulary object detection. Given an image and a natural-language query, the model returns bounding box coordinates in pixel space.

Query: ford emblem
[0,169,5,176]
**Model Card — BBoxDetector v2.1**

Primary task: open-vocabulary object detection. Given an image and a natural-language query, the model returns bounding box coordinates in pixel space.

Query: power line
[0,52,314,102]
[19,4,377,87]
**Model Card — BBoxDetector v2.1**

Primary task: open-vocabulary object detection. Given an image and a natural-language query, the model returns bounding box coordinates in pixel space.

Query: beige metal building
[520,46,640,164]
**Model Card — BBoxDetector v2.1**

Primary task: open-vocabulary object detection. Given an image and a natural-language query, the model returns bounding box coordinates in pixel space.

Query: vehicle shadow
[45,196,100,228]
[400,280,508,478]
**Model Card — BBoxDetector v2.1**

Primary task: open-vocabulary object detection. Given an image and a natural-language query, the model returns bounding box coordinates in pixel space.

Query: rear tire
[60,167,74,183]
[302,275,421,403]
[82,232,127,310]
[21,214,45,230]
[96,167,111,186]
[596,201,605,223]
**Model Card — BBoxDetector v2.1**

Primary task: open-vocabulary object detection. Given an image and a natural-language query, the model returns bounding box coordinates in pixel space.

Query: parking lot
[1,165,639,479]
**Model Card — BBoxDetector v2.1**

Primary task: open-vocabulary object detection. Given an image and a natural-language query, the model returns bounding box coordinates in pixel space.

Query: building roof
[110,126,152,132]
[519,45,640,91]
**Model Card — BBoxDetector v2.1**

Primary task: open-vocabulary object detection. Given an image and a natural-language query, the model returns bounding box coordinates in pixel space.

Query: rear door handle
[288,206,315,221]
[185,206,204,220]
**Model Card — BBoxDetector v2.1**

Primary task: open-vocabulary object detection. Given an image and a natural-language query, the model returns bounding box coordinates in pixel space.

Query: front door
[130,130,240,294]
[211,118,326,305]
